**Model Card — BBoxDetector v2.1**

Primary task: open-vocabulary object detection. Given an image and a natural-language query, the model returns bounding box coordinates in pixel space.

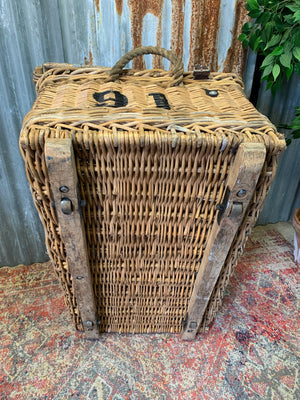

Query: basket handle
[107,46,184,87]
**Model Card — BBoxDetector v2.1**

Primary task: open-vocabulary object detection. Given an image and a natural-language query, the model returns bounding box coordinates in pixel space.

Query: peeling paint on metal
[127,0,164,69]
[198,0,221,71]
[115,0,123,16]
[217,0,236,71]
[94,0,100,13]
[188,0,202,70]
[223,0,249,76]
[85,48,94,65]
[153,7,163,69]
[170,0,185,60]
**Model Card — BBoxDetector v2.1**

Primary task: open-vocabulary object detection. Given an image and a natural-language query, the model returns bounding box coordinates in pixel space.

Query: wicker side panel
[73,127,238,333]
[200,149,281,331]
[20,124,284,334]
[19,127,83,330]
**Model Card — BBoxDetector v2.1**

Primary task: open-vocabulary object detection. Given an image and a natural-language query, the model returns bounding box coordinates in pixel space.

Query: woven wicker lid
[21,46,285,155]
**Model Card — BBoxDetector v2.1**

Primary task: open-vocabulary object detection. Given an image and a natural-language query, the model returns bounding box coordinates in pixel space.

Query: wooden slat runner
[45,138,98,338]
[182,143,266,340]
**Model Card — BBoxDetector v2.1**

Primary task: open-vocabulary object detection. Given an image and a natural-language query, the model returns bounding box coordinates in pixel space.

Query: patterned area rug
[0,226,299,399]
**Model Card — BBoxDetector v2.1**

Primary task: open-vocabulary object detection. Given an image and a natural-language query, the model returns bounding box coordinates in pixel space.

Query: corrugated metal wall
[255,73,300,224]
[243,52,300,224]
[0,0,299,266]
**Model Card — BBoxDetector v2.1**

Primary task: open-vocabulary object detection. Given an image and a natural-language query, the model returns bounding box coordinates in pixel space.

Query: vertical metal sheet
[0,0,297,265]
[255,73,300,224]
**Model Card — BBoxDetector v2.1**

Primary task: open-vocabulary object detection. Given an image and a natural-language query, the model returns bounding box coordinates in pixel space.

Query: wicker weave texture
[20,56,285,334]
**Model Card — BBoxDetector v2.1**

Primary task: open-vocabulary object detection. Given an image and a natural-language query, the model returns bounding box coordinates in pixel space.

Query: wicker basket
[20,47,285,339]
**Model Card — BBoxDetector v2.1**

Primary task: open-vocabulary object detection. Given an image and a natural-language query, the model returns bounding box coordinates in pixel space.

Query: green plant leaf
[246,0,259,11]
[279,52,292,69]
[286,138,292,145]
[249,32,260,49]
[292,130,300,139]
[286,5,299,12]
[249,9,262,18]
[261,64,274,79]
[261,54,274,68]
[286,65,293,80]
[242,39,249,49]
[294,29,300,45]
[255,10,272,26]
[242,22,253,34]
[295,63,300,74]
[271,78,282,95]
[294,10,300,22]
[293,47,300,61]
[274,15,285,32]
[270,46,283,56]
[264,35,281,50]
[264,21,274,41]
[253,36,261,52]
[283,40,293,53]
[266,80,274,90]
[272,64,280,81]
[239,0,300,99]
[238,33,247,42]
[284,14,295,25]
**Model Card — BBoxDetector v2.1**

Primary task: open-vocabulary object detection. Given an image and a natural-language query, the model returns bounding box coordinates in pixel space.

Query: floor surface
[0,225,299,399]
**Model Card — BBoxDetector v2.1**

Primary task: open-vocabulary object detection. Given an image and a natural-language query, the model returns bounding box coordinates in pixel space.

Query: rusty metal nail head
[61,198,73,215]
[237,189,247,197]
[207,90,218,97]
[59,185,69,193]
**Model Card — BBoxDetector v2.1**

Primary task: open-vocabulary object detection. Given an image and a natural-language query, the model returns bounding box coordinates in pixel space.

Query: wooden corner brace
[45,138,98,338]
[181,143,266,340]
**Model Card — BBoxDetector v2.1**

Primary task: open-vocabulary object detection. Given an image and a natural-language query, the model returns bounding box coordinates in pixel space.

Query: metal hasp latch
[193,64,210,80]
[181,143,266,340]
[45,138,99,339]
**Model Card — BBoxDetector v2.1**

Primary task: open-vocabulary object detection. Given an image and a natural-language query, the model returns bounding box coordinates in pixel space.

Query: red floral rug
[0,226,299,399]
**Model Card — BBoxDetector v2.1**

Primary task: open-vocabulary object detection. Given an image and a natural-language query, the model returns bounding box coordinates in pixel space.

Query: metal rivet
[189,321,197,329]
[237,189,247,197]
[61,198,73,215]
[206,90,218,97]
[77,276,84,280]
[86,320,93,327]
[59,185,69,193]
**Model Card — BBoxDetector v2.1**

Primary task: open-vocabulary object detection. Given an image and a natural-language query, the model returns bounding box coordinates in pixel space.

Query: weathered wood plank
[181,143,266,340]
[45,138,98,338]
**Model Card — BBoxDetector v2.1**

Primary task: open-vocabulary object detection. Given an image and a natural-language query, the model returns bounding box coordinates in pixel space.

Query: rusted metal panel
[127,0,164,69]
[223,0,249,75]
[198,0,221,71]
[170,0,185,60]
[255,73,300,224]
[113,0,247,75]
